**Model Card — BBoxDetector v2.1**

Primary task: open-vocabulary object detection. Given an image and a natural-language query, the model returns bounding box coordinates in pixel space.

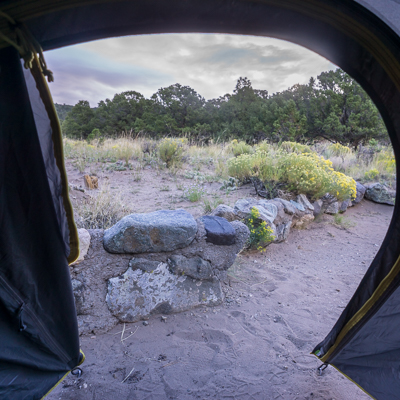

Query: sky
[45,33,337,106]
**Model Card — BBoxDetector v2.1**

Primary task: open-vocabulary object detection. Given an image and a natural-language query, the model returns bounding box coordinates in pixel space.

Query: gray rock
[168,255,213,280]
[234,198,275,225]
[273,198,296,215]
[325,202,339,214]
[312,200,323,217]
[103,209,197,253]
[290,200,305,212]
[353,182,366,204]
[71,279,85,315]
[199,216,236,245]
[211,204,238,222]
[274,221,292,242]
[72,228,91,265]
[106,264,222,323]
[296,194,314,211]
[365,183,395,205]
[257,200,278,221]
[339,199,352,213]
[129,258,161,273]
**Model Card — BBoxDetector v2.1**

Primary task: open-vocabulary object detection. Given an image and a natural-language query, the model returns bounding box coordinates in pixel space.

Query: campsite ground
[49,161,393,400]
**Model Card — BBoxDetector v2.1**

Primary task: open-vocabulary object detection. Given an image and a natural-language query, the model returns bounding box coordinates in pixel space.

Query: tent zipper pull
[17,302,27,332]
[317,363,328,376]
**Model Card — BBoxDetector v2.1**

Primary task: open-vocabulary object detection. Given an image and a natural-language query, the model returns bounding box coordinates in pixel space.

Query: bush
[327,143,352,157]
[281,153,357,201]
[245,207,275,251]
[281,141,313,154]
[364,168,379,181]
[229,139,253,157]
[74,185,128,229]
[158,138,187,167]
[183,183,207,202]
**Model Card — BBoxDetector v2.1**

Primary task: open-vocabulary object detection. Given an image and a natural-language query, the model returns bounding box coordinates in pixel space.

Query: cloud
[45,33,336,105]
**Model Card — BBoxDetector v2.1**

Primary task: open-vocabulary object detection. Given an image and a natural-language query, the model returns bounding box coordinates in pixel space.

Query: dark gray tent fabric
[0,46,81,399]
[1,0,400,398]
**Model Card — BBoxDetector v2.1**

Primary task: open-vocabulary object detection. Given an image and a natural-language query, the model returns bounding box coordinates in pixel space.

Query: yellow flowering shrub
[327,143,352,157]
[158,137,187,167]
[281,153,356,200]
[245,207,275,252]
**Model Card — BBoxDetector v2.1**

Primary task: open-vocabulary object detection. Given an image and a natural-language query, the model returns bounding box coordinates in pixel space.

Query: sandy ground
[49,161,394,400]
[48,197,392,400]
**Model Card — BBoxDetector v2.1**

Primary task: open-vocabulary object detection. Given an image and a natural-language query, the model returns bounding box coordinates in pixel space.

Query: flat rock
[290,200,305,212]
[103,209,197,253]
[273,198,296,215]
[106,264,222,322]
[129,258,161,273]
[168,255,213,280]
[353,182,366,204]
[200,216,236,245]
[365,183,395,205]
[211,204,238,222]
[257,200,278,220]
[296,194,314,211]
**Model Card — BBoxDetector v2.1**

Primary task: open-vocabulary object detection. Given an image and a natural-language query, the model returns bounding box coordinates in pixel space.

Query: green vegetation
[245,207,275,251]
[58,69,389,148]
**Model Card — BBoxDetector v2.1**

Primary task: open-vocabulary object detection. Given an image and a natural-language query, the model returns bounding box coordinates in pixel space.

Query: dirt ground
[49,162,393,400]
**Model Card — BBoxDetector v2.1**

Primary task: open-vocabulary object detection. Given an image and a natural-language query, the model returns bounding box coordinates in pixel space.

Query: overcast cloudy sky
[45,33,336,106]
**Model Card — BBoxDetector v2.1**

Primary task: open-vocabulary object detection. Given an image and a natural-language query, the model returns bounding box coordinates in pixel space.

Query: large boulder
[199,216,236,245]
[365,183,396,205]
[106,263,222,323]
[103,209,197,253]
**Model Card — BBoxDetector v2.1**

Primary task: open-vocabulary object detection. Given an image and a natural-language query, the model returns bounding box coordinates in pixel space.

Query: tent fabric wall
[1,0,400,398]
[0,46,81,399]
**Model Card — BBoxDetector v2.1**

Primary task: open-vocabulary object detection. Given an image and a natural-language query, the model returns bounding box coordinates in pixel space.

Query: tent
[0,1,400,399]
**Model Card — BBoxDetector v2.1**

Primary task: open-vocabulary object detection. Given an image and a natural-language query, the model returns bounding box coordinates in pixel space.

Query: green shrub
[183,184,206,202]
[245,207,275,252]
[229,139,253,157]
[158,138,187,167]
[364,168,379,181]
[281,141,313,154]
[87,128,102,143]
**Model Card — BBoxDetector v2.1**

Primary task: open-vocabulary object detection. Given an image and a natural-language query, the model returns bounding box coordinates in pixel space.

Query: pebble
[143,321,149,326]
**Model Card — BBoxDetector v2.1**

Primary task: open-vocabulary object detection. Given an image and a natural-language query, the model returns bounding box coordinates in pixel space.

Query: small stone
[90,336,96,339]
[143,321,149,326]
[161,316,167,322]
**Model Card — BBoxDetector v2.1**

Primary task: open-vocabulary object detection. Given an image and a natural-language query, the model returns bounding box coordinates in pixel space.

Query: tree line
[59,68,388,148]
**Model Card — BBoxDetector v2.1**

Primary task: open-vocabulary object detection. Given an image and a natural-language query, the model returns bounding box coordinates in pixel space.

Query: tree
[62,100,94,139]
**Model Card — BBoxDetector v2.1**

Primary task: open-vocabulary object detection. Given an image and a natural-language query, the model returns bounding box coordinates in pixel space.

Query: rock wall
[71,215,249,335]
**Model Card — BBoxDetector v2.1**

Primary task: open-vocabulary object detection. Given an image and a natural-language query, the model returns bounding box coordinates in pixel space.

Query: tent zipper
[0,274,70,364]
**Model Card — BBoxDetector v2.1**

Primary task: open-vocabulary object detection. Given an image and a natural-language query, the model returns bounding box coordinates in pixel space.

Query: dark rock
[339,199,352,213]
[365,183,395,205]
[168,255,213,280]
[103,209,197,253]
[312,200,323,217]
[353,182,366,204]
[129,258,161,273]
[71,279,85,315]
[199,216,236,245]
